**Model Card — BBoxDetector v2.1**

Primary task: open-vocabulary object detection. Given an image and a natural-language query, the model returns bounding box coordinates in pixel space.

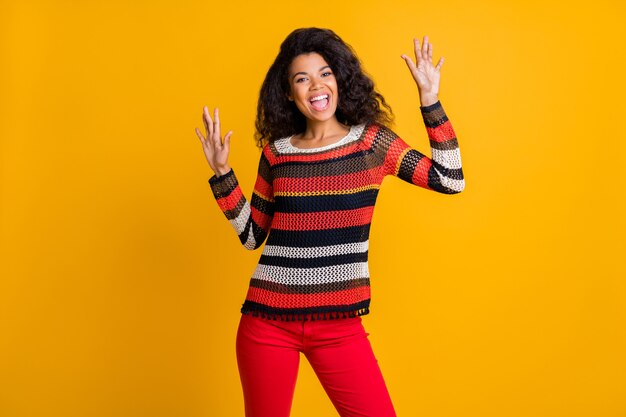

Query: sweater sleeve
[208,148,275,250]
[379,100,465,194]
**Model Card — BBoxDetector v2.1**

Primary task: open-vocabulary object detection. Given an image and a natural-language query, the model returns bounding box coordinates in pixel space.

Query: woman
[195,27,464,417]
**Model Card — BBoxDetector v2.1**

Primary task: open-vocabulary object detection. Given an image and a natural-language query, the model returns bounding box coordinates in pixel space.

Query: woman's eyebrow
[292,66,331,79]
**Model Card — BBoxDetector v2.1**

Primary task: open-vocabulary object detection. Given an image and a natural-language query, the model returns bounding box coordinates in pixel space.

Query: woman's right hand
[195,106,232,177]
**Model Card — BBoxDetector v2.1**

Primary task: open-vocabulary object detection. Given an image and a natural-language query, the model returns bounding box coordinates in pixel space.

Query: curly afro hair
[254,27,394,149]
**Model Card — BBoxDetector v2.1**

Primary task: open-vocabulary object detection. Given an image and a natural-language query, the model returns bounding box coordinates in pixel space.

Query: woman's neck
[298,117,350,142]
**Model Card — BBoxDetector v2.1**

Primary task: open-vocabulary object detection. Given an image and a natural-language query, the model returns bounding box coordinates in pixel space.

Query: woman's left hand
[401,35,443,106]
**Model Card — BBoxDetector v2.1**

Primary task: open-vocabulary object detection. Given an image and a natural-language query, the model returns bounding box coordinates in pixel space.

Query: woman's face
[287,52,339,123]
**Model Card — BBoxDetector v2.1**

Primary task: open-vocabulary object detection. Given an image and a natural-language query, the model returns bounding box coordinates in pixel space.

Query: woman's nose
[310,77,323,90]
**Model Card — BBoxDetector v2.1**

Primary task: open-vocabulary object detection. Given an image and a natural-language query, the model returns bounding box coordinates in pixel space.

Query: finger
[203,106,214,138]
[401,54,416,71]
[428,41,433,62]
[208,108,220,146]
[223,130,233,151]
[195,127,206,144]
[413,38,423,63]
[436,56,444,70]
[214,108,221,142]
[422,35,429,58]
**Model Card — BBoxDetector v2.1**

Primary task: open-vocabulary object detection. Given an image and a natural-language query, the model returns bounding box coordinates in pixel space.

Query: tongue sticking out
[311,98,328,110]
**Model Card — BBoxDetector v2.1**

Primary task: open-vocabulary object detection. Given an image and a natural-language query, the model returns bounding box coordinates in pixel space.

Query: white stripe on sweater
[229,200,251,235]
[432,148,463,169]
[252,262,370,285]
[435,175,465,192]
[261,241,369,258]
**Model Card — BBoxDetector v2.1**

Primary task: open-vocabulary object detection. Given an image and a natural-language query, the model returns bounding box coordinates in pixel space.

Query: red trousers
[235,313,397,417]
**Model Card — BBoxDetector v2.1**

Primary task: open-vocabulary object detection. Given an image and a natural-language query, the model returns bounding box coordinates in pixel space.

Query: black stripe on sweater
[427,167,459,194]
[397,149,426,183]
[273,188,379,213]
[266,224,371,247]
[431,159,464,181]
[259,250,369,269]
[272,149,372,172]
[430,137,459,151]
[241,299,371,320]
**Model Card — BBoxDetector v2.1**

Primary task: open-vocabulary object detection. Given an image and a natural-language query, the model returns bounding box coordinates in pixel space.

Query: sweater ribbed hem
[241,300,371,321]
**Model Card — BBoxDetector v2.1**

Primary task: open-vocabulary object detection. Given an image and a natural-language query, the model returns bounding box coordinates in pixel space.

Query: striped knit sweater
[208,100,464,321]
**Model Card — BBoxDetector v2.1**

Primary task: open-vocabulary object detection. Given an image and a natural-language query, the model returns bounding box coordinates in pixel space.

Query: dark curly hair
[254,27,394,149]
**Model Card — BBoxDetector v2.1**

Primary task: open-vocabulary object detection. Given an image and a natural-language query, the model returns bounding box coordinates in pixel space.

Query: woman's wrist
[420,94,439,107]
[214,165,231,177]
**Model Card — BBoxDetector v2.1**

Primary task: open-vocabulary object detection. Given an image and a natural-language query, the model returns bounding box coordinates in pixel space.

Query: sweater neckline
[277,124,366,154]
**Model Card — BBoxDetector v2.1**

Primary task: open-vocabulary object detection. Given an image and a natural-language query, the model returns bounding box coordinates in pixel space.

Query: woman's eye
[296,77,306,83]
[322,72,332,77]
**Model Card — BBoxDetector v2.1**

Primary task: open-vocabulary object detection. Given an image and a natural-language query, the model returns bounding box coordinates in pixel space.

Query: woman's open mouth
[309,94,329,111]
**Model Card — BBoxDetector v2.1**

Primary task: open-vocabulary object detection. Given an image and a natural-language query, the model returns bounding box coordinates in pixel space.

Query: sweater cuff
[420,100,447,128]
[208,167,238,200]
[208,167,234,184]
[420,100,441,112]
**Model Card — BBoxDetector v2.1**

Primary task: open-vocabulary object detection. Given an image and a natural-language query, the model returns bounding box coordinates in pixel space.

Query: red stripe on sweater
[216,186,244,212]
[382,136,411,176]
[361,124,382,148]
[426,120,456,143]
[274,167,381,193]
[250,206,272,232]
[412,156,432,188]
[278,139,364,163]
[272,206,375,231]
[246,286,370,308]
[253,176,273,200]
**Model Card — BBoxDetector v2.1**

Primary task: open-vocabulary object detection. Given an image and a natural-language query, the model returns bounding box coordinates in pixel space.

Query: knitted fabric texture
[209,100,464,321]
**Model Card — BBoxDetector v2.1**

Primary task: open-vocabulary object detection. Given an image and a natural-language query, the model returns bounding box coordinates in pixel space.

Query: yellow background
[1,0,624,416]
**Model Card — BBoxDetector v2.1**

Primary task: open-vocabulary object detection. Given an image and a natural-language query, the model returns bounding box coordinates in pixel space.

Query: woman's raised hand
[195,106,232,177]
[401,35,443,106]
